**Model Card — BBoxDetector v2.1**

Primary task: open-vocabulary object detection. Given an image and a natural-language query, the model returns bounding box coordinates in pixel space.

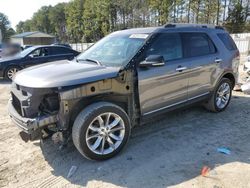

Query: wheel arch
[221,72,236,87]
[213,71,236,89]
[68,94,130,129]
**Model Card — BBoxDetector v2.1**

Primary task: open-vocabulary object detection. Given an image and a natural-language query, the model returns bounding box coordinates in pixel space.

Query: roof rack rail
[164,23,224,30]
[215,26,224,30]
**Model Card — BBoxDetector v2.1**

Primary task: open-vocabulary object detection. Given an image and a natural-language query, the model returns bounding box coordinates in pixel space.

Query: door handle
[176,66,187,72]
[215,58,222,63]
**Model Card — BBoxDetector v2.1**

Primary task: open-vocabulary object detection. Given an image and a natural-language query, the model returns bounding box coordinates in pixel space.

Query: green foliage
[13,0,250,43]
[49,3,67,42]
[0,12,15,42]
[32,6,54,34]
[224,2,246,33]
[16,20,34,33]
[83,0,111,42]
[65,0,84,42]
[149,0,173,25]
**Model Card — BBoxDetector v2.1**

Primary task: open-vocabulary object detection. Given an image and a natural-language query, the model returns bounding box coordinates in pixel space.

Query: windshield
[19,46,37,57]
[77,33,148,67]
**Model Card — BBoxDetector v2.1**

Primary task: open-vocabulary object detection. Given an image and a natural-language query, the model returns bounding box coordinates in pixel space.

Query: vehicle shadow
[0,79,11,85]
[40,93,250,187]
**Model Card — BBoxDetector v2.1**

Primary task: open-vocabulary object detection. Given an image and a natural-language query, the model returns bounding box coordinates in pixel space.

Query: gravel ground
[0,79,250,188]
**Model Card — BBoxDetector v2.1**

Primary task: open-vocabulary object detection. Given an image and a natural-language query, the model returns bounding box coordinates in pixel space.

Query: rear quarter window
[217,33,237,51]
[52,47,73,55]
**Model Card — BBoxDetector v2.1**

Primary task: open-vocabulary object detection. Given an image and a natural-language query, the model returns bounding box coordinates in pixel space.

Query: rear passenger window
[182,33,216,58]
[217,33,237,51]
[52,47,72,55]
[147,33,182,61]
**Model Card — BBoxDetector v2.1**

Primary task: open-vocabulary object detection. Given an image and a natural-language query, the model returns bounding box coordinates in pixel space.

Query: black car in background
[0,45,80,80]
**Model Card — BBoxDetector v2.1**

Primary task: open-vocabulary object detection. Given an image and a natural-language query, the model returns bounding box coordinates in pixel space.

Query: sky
[0,0,71,29]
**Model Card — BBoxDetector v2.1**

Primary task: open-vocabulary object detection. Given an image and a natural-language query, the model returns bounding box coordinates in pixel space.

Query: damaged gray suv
[8,24,239,160]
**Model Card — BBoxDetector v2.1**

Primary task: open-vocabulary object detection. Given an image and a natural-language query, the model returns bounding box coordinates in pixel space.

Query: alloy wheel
[7,68,19,80]
[85,112,125,155]
[216,82,231,109]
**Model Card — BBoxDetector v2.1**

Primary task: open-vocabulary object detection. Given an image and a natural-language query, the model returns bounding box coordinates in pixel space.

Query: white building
[11,31,55,46]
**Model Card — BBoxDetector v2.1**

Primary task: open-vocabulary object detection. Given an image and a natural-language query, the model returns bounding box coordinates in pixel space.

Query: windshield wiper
[76,58,102,66]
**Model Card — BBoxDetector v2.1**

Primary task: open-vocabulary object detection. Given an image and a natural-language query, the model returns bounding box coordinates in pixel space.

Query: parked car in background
[0,45,80,80]
[8,24,239,160]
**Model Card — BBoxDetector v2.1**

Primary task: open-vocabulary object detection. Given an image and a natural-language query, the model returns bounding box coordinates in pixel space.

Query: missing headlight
[40,94,59,114]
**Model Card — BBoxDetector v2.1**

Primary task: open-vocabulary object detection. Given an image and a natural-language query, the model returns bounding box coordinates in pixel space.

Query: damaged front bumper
[8,99,58,140]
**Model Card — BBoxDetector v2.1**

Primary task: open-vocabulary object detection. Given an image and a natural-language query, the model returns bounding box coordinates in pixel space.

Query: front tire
[5,66,21,81]
[72,102,131,160]
[204,78,232,112]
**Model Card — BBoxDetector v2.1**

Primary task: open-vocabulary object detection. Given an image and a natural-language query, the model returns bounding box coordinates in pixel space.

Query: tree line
[0,13,15,42]
[4,0,250,43]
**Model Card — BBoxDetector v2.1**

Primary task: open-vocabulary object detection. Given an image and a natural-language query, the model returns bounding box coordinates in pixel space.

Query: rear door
[50,47,75,61]
[181,32,220,99]
[137,33,190,115]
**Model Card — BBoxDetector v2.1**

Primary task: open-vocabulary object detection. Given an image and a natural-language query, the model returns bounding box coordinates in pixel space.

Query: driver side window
[146,33,183,61]
[30,48,49,57]
[30,49,40,57]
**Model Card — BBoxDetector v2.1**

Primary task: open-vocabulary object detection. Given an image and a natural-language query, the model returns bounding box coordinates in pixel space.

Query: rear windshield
[217,33,237,51]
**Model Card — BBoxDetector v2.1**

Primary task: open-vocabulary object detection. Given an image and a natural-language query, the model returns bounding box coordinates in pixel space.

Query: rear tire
[5,66,21,81]
[72,102,131,160]
[204,78,232,112]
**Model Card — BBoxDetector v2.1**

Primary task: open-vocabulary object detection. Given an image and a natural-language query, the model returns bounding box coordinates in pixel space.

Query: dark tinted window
[52,47,73,55]
[217,33,237,51]
[182,33,216,57]
[147,33,182,61]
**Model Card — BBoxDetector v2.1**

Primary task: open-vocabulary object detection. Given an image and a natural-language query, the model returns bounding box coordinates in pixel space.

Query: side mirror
[140,55,165,68]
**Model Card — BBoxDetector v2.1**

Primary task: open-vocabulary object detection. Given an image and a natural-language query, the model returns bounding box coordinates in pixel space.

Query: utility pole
[223,0,227,21]
[0,29,2,43]
[216,0,221,25]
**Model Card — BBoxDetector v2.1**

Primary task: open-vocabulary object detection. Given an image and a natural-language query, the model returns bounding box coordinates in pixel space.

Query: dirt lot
[1,79,250,188]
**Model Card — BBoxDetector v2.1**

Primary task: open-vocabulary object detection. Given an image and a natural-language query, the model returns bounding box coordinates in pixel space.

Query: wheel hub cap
[7,68,18,79]
[86,112,125,155]
[216,82,231,109]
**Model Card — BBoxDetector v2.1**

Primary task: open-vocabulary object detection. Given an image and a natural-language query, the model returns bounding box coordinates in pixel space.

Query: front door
[137,33,190,115]
[24,47,51,67]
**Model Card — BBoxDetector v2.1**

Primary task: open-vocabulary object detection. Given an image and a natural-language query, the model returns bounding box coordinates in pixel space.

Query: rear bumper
[8,99,58,139]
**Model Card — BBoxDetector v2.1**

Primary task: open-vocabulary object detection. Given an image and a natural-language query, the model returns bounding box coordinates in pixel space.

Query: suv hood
[14,60,120,88]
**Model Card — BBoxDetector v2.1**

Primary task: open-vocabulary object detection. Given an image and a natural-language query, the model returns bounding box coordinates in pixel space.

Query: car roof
[33,45,65,48]
[112,24,227,35]
[32,45,74,50]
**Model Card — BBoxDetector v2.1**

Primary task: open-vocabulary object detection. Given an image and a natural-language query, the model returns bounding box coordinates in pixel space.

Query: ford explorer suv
[8,24,239,160]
